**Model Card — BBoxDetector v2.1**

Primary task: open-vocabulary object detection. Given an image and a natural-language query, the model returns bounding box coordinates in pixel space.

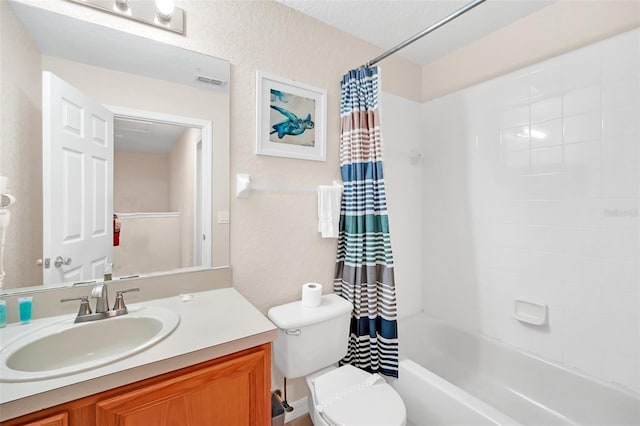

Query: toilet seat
[310,365,406,426]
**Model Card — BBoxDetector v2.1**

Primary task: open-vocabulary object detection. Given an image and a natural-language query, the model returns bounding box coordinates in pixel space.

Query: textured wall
[0,1,43,287]
[15,0,421,309]
[113,214,182,276]
[115,151,170,213]
[10,0,422,402]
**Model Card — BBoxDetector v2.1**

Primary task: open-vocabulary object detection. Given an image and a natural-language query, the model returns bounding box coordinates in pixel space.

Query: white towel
[317,185,341,238]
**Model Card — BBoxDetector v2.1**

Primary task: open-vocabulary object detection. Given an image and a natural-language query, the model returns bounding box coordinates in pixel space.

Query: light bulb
[155,0,175,21]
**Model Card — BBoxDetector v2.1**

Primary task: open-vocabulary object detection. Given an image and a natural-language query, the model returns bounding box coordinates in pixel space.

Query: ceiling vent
[194,74,226,87]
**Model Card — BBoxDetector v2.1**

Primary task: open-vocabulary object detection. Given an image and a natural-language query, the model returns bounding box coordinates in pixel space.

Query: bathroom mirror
[0,1,230,292]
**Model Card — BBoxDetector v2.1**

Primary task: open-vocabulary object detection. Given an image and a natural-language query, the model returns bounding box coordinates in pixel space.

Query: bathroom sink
[0,306,179,382]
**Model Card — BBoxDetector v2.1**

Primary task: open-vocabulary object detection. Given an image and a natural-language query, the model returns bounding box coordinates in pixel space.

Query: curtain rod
[363,0,487,68]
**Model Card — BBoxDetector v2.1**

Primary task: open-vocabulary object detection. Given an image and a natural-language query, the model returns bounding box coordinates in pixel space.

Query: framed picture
[256,71,327,161]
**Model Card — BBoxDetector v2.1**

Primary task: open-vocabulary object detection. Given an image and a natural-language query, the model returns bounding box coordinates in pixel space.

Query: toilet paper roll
[301,283,322,307]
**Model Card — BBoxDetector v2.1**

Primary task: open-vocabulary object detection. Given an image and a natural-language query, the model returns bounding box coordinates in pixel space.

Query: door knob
[54,256,72,268]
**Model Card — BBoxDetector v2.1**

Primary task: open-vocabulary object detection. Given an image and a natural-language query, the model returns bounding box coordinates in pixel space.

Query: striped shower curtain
[334,66,399,378]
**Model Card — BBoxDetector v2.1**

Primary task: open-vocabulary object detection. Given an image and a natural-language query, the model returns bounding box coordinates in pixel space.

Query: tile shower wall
[421,29,639,392]
[381,92,425,319]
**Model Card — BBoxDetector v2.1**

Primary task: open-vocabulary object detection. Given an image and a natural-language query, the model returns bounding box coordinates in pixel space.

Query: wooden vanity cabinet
[1,344,271,426]
[21,413,68,426]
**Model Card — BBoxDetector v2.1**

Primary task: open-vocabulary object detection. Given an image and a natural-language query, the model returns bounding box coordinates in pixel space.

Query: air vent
[194,74,226,86]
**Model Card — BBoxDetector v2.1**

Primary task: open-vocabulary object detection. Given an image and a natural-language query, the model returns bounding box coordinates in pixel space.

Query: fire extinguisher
[113,214,121,246]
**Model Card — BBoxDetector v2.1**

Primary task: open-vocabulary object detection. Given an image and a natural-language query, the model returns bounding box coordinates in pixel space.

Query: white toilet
[267,294,406,426]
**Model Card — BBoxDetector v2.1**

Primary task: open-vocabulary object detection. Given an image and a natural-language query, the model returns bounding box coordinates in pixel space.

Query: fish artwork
[270,105,315,139]
[270,89,289,103]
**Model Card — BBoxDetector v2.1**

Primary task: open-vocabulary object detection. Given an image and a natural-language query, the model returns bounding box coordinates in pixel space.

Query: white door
[42,72,113,285]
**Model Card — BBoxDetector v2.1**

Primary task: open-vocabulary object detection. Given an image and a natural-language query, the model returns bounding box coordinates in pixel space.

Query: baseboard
[284,397,309,423]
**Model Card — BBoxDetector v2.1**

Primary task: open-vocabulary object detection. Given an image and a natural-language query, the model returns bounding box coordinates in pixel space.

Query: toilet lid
[312,365,406,426]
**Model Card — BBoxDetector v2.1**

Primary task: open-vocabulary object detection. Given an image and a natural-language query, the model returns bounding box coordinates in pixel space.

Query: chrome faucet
[61,284,140,323]
[92,284,109,313]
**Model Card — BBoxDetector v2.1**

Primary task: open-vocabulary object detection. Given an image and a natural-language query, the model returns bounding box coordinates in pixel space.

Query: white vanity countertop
[0,288,278,422]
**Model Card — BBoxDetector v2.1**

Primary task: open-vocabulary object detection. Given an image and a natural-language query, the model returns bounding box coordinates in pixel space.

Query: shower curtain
[334,66,399,378]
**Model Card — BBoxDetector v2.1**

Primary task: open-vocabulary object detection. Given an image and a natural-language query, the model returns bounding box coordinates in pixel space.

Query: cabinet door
[96,347,269,426]
[22,413,68,426]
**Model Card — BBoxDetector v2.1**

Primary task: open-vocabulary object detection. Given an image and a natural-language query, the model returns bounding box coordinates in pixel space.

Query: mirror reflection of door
[113,117,202,277]
[43,72,205,285]
[43,71,114,285]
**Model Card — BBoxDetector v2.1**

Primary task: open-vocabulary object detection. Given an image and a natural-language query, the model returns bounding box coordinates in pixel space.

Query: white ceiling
[114,118,189,154]
[278,0,555,65]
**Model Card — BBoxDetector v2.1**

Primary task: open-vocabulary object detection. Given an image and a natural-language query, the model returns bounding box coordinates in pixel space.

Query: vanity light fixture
[66,0,185,35]
[155,0,175,22]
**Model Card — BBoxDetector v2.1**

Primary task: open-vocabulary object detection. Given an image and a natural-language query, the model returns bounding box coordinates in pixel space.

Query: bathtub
[388,314,640,426]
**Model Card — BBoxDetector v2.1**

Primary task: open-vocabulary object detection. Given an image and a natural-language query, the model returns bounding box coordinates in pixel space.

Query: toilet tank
[267,294,353,379]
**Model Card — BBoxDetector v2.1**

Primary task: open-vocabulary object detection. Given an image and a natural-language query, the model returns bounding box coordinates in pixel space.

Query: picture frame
[256,71,327,161]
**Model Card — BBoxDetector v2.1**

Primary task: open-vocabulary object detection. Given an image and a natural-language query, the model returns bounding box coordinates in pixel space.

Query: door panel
[43,71,113,285]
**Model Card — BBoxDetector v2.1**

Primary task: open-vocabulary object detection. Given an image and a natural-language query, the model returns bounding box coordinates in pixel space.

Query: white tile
[562,281,602,316]
[492,247,530,274]
[564,255,607,285]
[502,105,529,129]
[492,200,530,225]
[563,140,601,171]
[502,176,530,200]
[493,224,530,249]
[531,96,562,123]
[600,200,640,229]
[563,340,604,378]
[495,318,532,351]
[602,352,640,393]
[502,149,530,174]
[523,173,564,200]
[530,64,563,100]
[502,126,530,151]
[529,200,567,226]
[563,228,635,261]
[603,134,639,171]
[499,73,531,106]
[528,251,570,281]
[601,30,640,80]
[563,199,609,228]
[603,260,640,295]
[602,105,640,138]
[528,225,567,254]
[531,146,562,173]
[478,311,497,337]
[602,76,639,109]
[601,168,639,198]
[563,85,601,117]
[530,322,565,362]
[562,309,607,375]
[561,46,601,90]
[564,111,602,144]
[530,119,562,149]
[419,29,639,391]
[602,315,640,358]
[600,228,639,262]
[562,171,602,199]
[529,277,563,304]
